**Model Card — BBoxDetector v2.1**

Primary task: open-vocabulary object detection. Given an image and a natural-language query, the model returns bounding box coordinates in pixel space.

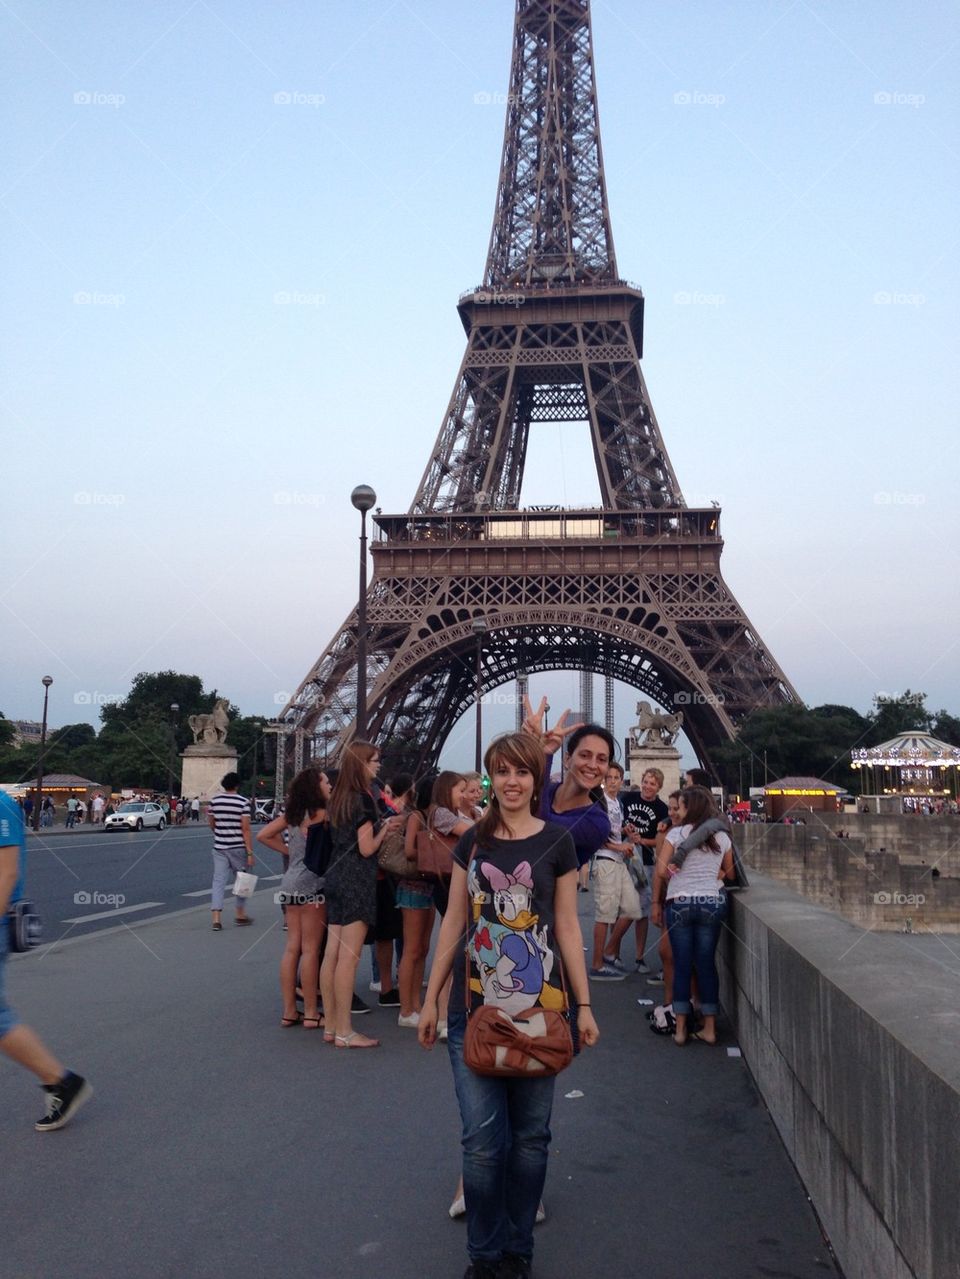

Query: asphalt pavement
[1,887,839,1279]
[24,824,285,938]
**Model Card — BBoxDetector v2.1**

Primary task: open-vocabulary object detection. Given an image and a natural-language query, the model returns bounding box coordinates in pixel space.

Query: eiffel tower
[280,0,798,779]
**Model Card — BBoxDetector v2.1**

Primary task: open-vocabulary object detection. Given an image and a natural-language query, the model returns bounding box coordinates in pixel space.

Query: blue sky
[2,0,957,768]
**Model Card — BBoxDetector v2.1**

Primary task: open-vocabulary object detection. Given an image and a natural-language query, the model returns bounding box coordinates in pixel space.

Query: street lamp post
[32,676,53,832]
[168,703,179,799]
[351,484,377,739]
[249,722,261,820]
[471,617,486,772]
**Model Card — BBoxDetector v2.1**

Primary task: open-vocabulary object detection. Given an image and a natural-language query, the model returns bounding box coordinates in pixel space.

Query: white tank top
[664,824,729,900]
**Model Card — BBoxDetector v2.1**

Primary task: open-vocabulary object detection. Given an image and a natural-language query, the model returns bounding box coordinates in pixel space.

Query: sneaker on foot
[635,959,648,972]
[351,994,370,1015]
[378,988,401,1008]
[646,972,665,985]
[463,1263,499,1279]
[368,980,382,993]
[398,1011,421,1028]
[35,1072,93,1132]
[448,1193,466,1218]
[535,1200,546,1224]
[499,1253,532,1279]
[602,956,626,972]
[589,965,627,981]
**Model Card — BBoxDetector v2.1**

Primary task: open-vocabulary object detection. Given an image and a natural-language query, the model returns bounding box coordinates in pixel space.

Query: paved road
[1,889,839,1279]
[25,825,285,939]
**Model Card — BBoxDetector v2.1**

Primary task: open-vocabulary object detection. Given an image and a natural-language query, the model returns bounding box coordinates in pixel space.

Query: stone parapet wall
[719,876,960,1279]
[737,824,960,932]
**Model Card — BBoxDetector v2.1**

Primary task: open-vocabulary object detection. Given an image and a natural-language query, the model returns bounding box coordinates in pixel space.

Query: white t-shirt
[664,824,730,900]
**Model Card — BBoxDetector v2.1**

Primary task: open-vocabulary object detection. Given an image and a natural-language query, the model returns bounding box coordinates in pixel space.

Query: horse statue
[631,701,683,748]
[188,698,230,746]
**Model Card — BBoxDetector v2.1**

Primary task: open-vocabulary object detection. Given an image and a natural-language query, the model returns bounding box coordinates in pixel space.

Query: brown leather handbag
[415,824,456,879]
[461,856,574,1078]
[377,814,421,878]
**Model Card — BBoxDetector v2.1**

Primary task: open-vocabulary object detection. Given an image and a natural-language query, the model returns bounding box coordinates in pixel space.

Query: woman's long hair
[284,766,328,828]
[388,773,415,811]
[475,733,545,848]
[328,740,378,827]
[565,723,616,761]
[680,785,720,851]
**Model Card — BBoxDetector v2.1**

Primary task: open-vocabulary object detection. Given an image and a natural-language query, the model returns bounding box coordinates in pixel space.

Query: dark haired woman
[320,741,403,1049]
[257,767,331,1029]
[420,733,598,1279]
[521,696,612,898]
[660,785,733,1046]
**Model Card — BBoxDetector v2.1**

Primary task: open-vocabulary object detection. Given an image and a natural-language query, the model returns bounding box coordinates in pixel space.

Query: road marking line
[182,889,212,898]
[61,902,165,924]
[261,874,283,881]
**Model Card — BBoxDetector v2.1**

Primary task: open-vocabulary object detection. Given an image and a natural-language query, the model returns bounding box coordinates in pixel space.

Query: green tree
[930,709,960,747]
[867,690,931,743]
[714,702,869,795]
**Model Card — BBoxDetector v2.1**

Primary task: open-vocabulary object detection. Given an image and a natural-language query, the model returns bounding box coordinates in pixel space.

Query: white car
[104,801,166,832]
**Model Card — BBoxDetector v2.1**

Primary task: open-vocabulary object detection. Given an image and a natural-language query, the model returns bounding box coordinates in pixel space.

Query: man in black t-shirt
[615,768,668,972]
[620,768,669,868]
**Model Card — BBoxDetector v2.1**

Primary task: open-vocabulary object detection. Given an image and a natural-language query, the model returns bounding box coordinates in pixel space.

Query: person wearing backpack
[0,790,93,1130]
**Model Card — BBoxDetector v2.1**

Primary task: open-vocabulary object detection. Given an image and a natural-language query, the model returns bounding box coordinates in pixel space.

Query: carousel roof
[763,776,845,793]
[850,730,960,768]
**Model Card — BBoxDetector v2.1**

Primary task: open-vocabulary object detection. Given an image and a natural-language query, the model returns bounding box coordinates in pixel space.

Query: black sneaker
[351,994,370,1015]
[378,988,400,1008]
[498,1255,532,1279]
[35,1072,93,1132]
[463,1264,500,1279]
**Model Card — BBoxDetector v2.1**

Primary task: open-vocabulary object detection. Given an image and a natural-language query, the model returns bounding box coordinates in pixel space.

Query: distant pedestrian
[191,796,200,822]
[40,797,54,829]
[257,767,330,1030]
[207,774,254,930]
[92,793,105,825]
[320,741,402,1049]
[0,790,93,1130]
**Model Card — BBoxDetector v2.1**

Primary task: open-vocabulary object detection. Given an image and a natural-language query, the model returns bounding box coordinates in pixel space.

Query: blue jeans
[446,1011,555,1265]
[665,894,728,1015]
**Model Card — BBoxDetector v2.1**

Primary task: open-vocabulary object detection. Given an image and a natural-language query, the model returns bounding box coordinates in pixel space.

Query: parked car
[104,801,166,832]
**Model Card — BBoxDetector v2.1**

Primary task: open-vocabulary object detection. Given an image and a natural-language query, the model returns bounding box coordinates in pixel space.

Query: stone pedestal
[627,741,682,798]
[181,745,239,805]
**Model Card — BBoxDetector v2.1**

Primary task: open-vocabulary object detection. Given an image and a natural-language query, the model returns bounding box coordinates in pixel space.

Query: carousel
[850,730,960,813]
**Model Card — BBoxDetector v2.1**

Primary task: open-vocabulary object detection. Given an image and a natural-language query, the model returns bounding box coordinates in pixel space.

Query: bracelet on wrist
[577,1003,591,1008]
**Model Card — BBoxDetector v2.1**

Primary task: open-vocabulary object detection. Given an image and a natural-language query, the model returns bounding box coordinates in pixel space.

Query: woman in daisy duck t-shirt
[420,730,598,1279]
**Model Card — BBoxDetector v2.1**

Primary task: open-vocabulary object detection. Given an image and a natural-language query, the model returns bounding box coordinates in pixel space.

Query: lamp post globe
[351,484,377,739]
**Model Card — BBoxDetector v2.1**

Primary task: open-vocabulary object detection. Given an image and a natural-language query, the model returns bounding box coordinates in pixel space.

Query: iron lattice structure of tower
[281,0,798,776]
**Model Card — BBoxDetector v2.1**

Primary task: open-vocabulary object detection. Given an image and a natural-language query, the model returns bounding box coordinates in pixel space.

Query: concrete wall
[737,824,960,932]
[719,876,960,1279]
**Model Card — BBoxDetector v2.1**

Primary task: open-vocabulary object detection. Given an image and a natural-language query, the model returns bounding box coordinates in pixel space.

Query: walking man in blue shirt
[0,790,93,1130]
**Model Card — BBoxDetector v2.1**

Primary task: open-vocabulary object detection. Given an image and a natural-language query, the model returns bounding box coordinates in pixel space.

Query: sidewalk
[1,890,839,1279]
